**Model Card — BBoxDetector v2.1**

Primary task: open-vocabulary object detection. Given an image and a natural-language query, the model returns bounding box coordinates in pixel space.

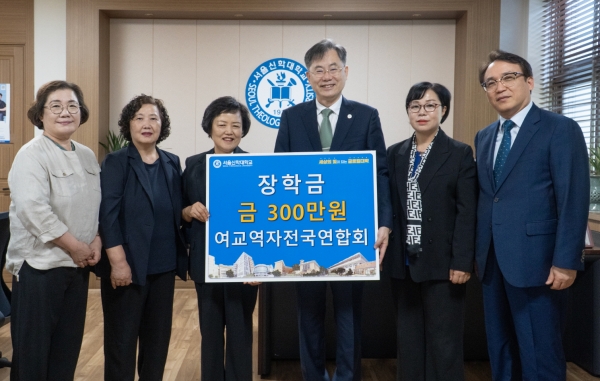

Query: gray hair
[304,39,347,69]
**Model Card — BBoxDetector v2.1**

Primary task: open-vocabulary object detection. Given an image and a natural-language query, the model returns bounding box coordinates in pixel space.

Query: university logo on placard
[245,58,314,129]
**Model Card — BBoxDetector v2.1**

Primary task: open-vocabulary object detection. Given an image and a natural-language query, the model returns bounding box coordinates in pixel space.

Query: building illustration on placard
[208,251,374,279]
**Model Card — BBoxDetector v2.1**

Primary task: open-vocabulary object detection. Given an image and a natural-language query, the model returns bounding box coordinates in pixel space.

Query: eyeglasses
[408,103,441,113]
[481,72,524,92]
[45,103,81,115]
[309,66,345,79]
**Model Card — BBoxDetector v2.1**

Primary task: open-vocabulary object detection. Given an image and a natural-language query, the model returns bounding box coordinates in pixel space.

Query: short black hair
[201,96,251,138]
[405,82,452,124]
[27,80,90,130]
[118,94,171,144]
[304,39,347,69]
[479,49,533,84]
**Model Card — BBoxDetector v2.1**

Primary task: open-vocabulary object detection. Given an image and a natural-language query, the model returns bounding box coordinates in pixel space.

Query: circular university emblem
[213,159,222,168]
[245,58,314,129]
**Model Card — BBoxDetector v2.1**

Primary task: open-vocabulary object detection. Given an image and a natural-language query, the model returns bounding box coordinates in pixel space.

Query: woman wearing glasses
[385,82,477,381]
[97,94,188,380]
[7,80,101,380]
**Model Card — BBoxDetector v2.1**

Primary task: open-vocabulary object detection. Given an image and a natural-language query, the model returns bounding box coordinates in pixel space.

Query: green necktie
[320,108,333,152]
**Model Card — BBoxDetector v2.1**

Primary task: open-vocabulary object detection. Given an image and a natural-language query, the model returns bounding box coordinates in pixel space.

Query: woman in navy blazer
[182,96,258,381]
[98,94,187,381]
[385,83,477,381]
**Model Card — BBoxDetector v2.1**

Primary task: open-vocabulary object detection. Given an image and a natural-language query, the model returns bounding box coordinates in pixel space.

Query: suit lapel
[417,129,451,195]
[158,149,175,200]
[494,106,541,191]
[394,140,411,215]
[299,101,322,151]
[128,144,154,209]
[159,149,185,226]
[331,97,354,151]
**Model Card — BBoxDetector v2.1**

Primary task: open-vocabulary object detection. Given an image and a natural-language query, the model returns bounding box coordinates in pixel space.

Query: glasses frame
[44,103,81,115]
[481,72,524,92]
[309,66,345,79]
[407,103,442,113]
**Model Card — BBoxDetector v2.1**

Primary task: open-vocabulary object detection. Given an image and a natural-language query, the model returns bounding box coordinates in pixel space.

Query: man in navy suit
[275,39,392,381]
[474,50,589,380]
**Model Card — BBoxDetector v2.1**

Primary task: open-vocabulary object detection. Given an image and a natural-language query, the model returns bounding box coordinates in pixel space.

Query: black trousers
[195,282,258,381]
[10,261,89,381]
[101,271,175,381]
[391,271,466,381]
[296,281,363,381]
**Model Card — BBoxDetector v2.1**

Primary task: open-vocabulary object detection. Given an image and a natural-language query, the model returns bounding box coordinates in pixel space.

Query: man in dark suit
[474,50,589,381]
[274,39,392,381]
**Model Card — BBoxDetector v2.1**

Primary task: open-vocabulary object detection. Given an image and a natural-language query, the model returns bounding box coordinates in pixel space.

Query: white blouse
[6,135,101,276]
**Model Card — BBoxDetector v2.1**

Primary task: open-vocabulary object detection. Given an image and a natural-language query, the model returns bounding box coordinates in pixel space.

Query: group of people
[6,37,589,381]
[7,85,257,381]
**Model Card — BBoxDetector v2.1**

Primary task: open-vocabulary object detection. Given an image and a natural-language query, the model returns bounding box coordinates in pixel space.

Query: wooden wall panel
[0,46,25,182]
[0,0,34,284]
[67,0,501,156]
[0,0,33,211]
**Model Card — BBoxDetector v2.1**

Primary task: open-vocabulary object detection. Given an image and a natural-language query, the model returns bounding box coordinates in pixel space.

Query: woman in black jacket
[385,82,477,381]
[182,96,258,381]
[98,94,188,381]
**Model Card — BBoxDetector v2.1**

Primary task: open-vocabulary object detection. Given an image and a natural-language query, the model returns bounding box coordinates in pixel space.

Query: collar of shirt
[316,96,343,134]
[498,100,533,132]
[43,134,76,151]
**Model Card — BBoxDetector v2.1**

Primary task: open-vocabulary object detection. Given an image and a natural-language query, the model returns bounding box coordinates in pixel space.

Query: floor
[0,289,597,381]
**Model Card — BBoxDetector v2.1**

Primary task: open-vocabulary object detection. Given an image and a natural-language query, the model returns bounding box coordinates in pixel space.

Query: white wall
[499,0,543,104]
[110,19,456,164]
[499,0,529,57]
[526,0,544,105]
[33,0,67,135]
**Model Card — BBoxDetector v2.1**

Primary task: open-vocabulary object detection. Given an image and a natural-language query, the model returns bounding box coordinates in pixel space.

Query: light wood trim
[0,0,35,147]
[0,0,35,209]
[67,0,501,155]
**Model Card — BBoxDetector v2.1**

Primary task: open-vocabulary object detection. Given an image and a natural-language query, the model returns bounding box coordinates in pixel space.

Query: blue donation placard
[206,152,380,282]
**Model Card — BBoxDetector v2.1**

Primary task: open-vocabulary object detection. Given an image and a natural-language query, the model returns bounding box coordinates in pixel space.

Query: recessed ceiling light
[145,13,153,16]
[324,14,332,17]
[412,13,421,17]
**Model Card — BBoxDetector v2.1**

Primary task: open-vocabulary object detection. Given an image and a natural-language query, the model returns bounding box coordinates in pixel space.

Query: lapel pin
[347,114,352,119]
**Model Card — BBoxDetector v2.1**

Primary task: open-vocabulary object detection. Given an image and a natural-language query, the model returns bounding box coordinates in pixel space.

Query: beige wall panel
[410,20,456,138]
[109,19,153,135]
[238,21,284,154]
[282,21,326,65]
[324,22,369,105]
[195,21,241,156]
[152,20,197,163]
[367,20,413,148]
[110,20,456,161]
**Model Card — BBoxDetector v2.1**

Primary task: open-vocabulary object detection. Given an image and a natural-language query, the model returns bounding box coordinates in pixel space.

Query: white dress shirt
[493,100,533,166]
[316,96,343,135]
